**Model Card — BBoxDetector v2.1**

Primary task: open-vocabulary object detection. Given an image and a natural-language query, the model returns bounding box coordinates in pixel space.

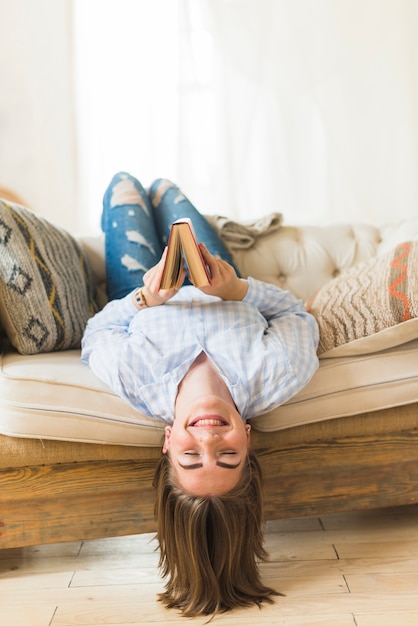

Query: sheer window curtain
[74,0,220,232]
[74,0,418,232]
[1,1,417,233]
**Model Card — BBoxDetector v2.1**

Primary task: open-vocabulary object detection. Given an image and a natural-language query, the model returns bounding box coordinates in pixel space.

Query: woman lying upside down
[81,172,319,617]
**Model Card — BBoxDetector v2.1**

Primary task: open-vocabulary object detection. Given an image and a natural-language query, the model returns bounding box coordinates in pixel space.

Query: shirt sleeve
[243,276,320,405]
[80,292,138,392]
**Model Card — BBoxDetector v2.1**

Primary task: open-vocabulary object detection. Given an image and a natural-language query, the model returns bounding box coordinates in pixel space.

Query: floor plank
[1,505,418,625]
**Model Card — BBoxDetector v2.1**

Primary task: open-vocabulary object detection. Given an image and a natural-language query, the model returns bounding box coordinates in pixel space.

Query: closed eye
[184,451,237,457]
[178,460,241,470]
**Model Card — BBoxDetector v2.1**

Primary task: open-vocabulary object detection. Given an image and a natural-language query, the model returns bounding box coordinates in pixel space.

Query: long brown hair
[153,450,279,617]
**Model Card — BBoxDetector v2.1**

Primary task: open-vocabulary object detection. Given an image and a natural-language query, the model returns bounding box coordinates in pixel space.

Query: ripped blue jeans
[102,172,239,301]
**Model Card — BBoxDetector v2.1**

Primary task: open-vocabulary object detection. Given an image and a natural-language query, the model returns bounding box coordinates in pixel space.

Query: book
[159,218,212,289]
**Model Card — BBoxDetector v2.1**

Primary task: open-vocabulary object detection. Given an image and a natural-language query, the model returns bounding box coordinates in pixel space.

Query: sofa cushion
[306,241,418,357]
[0,349,165,446]
[0,200,97,355]
[1,340,418,441]
[253,339,418,431]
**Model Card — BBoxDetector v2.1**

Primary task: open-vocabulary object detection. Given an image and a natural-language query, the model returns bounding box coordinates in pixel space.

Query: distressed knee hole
[151,179,177,207]
[125,230,156,255]
[110,179,150,215]
[121,254,147,272]
[174,192,185,204]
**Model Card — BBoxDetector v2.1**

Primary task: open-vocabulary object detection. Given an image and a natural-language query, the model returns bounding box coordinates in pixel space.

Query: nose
[197,430,220,444]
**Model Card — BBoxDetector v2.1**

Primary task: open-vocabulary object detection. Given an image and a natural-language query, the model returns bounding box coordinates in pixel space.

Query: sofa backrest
[80,217,418,303]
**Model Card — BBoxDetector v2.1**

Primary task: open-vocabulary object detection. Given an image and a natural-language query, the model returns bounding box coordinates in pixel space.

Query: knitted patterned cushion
[0,200,97,354]
[307,241,418,356]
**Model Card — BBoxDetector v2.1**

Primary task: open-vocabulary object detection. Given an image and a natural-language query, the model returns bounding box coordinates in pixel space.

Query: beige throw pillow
[306,241,418,357]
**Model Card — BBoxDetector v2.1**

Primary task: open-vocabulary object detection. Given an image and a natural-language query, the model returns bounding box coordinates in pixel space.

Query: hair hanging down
[153,450,280,618]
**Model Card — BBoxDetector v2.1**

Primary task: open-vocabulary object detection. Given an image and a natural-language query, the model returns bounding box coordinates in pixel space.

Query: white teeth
[193,418,225,426]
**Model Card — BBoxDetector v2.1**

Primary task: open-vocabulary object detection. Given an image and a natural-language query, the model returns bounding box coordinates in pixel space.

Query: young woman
[81,172,319,617]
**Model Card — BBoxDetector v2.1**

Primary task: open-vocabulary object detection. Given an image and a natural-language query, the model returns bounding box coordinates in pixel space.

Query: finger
[201,246,221,275]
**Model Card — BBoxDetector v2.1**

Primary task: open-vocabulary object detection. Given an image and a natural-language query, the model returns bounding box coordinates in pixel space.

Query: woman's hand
[136,247,186,307]
[197,244,248,301]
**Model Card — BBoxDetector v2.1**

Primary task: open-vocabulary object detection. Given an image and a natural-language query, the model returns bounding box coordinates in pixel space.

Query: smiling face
[163,395,251,497]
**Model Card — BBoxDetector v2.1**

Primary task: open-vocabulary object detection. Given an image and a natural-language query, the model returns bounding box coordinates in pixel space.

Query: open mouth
[189,416,228,427]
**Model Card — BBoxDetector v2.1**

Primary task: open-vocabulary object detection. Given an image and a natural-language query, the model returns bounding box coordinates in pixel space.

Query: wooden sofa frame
[1,402,418,549]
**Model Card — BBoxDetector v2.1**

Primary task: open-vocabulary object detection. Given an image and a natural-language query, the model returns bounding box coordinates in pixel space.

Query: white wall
[0,0,78,232]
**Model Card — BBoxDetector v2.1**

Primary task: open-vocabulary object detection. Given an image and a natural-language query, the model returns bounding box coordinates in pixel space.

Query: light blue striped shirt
[81,277,319,424]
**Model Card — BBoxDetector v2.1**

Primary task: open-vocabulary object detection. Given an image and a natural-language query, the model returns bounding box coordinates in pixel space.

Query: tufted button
[332,268,341,278]
[277,273,287,289]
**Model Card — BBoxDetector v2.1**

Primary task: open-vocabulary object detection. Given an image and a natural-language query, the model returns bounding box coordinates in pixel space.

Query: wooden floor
[2,505,418,625]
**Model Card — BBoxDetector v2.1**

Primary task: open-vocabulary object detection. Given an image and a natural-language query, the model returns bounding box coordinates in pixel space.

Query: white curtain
[74,0,418,231]
[1,1,418,232]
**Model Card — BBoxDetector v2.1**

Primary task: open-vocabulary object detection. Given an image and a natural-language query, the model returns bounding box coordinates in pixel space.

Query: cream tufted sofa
[1,216,418,549]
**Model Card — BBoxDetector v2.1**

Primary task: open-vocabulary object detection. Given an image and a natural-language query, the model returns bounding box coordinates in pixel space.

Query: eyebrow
[178,461,241,470]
